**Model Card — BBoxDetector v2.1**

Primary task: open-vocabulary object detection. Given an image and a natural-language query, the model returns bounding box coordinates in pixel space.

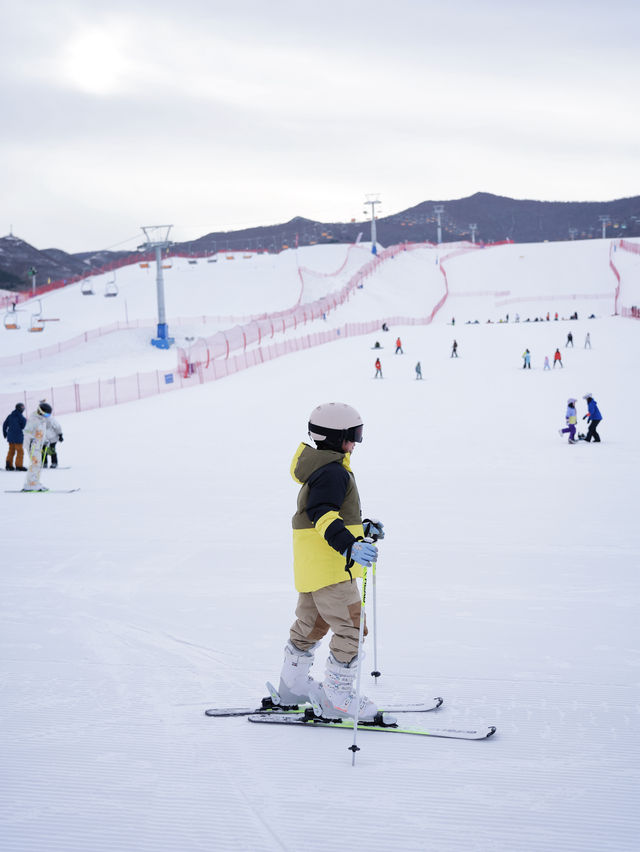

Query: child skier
[395,337,403,354]
[273,402,385,722]
[374,357,383,379]
[559,398,578,444]
[42,413,64,468]
[415,361,423,380]
[543,356,551,370]
[522,349,531,369]
[22,402,52,491]
[553,348,563,368]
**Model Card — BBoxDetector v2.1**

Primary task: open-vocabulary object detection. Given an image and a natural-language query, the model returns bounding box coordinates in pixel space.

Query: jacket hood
[290,442,352,485]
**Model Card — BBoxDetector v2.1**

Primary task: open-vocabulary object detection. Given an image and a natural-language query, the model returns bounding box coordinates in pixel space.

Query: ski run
[2,239,639,852]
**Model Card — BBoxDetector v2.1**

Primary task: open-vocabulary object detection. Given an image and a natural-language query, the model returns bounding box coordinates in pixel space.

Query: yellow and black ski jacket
[290,442,364,593]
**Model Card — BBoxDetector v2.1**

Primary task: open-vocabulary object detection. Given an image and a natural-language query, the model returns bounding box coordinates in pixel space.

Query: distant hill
[2,192,639,291]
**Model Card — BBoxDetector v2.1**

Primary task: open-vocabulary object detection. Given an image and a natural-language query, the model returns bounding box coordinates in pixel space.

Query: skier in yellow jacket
[274,402,384,721]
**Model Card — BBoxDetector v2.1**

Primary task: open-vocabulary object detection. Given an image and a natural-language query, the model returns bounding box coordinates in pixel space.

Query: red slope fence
[613,239,640,318]
[0,242,464,415]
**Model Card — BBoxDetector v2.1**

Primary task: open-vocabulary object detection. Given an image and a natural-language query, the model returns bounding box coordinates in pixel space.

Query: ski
[4,488,80,494]
[1,467,71,471]
[247,709,496,740]
[205,696,443,718]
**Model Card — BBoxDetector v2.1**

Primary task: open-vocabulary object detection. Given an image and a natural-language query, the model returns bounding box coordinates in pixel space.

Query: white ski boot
[316,653,381,722]
[274,641,322,705]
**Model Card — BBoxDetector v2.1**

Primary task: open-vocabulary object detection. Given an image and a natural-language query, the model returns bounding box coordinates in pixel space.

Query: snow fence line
[180,241,469,370]
[0,242,458,416]
[610,240,640,318]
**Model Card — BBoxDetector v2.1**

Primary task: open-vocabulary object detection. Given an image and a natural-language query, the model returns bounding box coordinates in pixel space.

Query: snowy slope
[1,239,639,852]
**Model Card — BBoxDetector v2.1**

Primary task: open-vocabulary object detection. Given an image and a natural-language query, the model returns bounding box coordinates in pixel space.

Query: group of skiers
[373,336,457,380]
[559,394,603,444]
[524,332,592,370]
[2,401,64,491]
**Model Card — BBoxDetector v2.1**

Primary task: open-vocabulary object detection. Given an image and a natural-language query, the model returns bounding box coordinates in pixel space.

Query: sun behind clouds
[60,25,131,95]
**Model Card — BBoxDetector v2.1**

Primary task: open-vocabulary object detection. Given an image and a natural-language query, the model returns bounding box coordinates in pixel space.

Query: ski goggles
[345,424,363,443]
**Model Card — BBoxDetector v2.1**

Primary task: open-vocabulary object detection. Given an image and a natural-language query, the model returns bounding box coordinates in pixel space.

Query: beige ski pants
[289,579,367,664]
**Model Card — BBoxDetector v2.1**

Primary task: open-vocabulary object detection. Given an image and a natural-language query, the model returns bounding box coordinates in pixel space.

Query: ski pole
[348,557,369,766]
[371,558,381,684]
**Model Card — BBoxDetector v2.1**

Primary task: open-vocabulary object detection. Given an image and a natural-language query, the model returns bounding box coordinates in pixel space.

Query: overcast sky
[2,0,639,253]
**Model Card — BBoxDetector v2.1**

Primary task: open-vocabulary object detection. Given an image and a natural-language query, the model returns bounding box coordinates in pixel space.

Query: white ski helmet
[308,402,363,449]
[567,398,577,404]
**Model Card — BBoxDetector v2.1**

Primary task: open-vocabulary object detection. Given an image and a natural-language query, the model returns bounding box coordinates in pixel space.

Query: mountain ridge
[2,192,639,291]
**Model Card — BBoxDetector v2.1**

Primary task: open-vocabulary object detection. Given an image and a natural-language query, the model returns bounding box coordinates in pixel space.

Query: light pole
[139,225,174,349]
[363,195,381,254]
[469,223,478,244]
[598,215,611,239]
[434,205,444,244]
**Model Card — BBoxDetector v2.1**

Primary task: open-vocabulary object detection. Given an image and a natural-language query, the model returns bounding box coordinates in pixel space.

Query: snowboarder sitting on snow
[3,402,27,471]
[42,414,64,468]
[273,403,384,722]
[559,398,578,444]
[23,402,52,492]
[582,393,603,443]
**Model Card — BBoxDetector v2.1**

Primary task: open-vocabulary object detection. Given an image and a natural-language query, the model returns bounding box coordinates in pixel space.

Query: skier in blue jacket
[3,403,27,471]
[582,394,603,442]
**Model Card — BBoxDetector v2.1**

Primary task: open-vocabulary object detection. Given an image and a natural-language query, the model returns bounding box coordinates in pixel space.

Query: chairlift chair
[81,279,95,295]
[104,277,118,297]
[3,310,21,330]
[28,314,45,332]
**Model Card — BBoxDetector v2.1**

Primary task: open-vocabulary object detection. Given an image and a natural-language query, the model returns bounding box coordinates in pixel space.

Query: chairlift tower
[434,206,444,245]
[28,266,37,297]
[363,195,381,255]
[139,225,174,349]
[598,215,611,239]
[469,223,478,244]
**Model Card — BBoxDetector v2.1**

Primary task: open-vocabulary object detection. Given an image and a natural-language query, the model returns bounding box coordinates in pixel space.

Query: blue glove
[346,540,378,568]
[363,518,385,540]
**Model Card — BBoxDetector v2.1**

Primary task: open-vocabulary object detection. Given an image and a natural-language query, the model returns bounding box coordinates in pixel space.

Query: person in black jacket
[3,403,27,471]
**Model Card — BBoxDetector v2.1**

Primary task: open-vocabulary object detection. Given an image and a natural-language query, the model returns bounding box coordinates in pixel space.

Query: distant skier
[584,332,591,349]
[522,349,531,369]
[3,402,27,471]
[395,337,403,354]
[582,393,603,442]
[42,414,64,469]
[22,402,52,491]
[372,341,382,349]
[559,398,578,444]
[553,348,563,369]
[451,340,458,358]
[543,356,551,371]
[566,332,574,348]
[415,361,422,380]
[374,358,383,379]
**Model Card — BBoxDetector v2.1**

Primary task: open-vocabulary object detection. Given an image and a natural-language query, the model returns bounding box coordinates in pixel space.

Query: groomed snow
[1,239,639,852]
